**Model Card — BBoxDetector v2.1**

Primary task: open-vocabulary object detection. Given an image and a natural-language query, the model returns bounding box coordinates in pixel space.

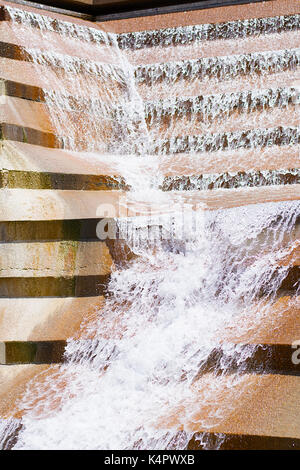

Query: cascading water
[0,6,299,450]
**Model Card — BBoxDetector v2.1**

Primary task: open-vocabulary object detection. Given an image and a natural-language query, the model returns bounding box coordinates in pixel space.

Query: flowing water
[0,6,300,449]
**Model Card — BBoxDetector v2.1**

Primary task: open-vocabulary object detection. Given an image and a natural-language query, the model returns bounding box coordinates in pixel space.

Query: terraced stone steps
[2,87,299,154]
[1,47,300,102]
[0,0,299,449]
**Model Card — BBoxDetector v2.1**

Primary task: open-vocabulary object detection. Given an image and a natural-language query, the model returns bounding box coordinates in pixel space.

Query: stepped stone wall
[0,0,299,449]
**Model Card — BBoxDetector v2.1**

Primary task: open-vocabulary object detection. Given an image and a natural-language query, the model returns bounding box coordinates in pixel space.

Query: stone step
[0,57,124,101]
[0,340,300,372]
[117,13,300,50]
[139,68,300,102]
[0,21,118,65]
[192,343,300,378]
[2,13,299,69]
[0,218,107,242]
[1,185,299,221]
[0,240,113,277]
[2,89,299,153]
[1,96,56,133]
[144,87,299,122]
[4,84,298,132]
[3,0,300,35]
[0,169,127,190]
[0,295,298,343]
[2,141,299,176]
[151,127,300,155]
[0,266,297,297]
[222,296,300,346]
[0,362,57,418]
[159,373,300,440]
[187,432,300,450]
[2,216,296,245]
[2,123,300,153]
[1,168,298,191]
[136,47,300,91]
[1,55,299,105]
[0,340,66,364]
[1,96,114,148]
[0,296,105,341]
[2,369,300,445]
[2,1,299,47]
[0,275,110,298]
[0,40,123,82]
[160,170,300,191]
[126,29,300,67]
[0,77,45,101]
[146,106,299,143]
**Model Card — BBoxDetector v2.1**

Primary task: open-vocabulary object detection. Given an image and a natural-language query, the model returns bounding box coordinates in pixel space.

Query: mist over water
[1,6,299,449]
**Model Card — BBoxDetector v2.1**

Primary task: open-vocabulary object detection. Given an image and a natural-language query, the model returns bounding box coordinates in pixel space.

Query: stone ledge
[0,340,299,372]
[0,340,66,364]
[0,169,128,190]
[0,240,113,277]
[0,268,298,298]
[1,169,299,191]
[0,219,105,241]
[0,78,45,102]
[187,432,300,450]
[0,274,110,297]
[0,296,105,341]
[159,373,300,439]
[1,141,299,176]
[0,122,59,148]
[1,185,299,221]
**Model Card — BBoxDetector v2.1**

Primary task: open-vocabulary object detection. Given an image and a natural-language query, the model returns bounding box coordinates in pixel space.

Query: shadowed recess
[0,275,110,297]
[0,340,66,364]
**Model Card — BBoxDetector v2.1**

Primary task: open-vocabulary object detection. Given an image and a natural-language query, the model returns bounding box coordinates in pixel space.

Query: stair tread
[0,185,299,221]
[159,373,300,439]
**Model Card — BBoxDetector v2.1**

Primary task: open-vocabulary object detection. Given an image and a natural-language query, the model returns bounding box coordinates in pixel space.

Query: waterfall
[1,6,299,450]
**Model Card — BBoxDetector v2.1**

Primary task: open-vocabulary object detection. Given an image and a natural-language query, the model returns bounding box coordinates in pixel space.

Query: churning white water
[1,6,300,449]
